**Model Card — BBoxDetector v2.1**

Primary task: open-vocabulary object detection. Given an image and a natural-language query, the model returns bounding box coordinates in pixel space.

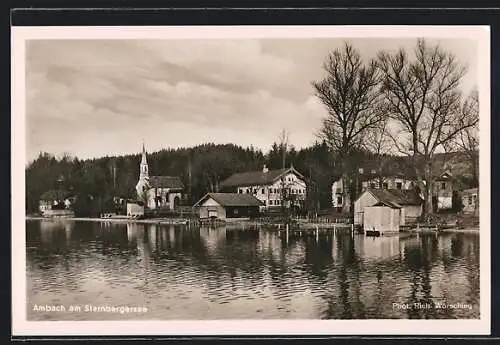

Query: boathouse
[193,193,263,220]
[126,201,145,218]
[354,189,423,232]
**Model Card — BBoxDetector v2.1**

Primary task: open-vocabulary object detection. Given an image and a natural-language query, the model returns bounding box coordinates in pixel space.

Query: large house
[38,190,75,217]
[135,144,184,211]
[220,165,307,210]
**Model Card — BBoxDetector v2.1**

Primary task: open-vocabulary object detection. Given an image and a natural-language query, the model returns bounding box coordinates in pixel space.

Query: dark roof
[194,193,264,207]
[461,187,478,194]
[149,176,184,190]
[39,190,72,201]
[366,188,423,207]
[220,167,305,188]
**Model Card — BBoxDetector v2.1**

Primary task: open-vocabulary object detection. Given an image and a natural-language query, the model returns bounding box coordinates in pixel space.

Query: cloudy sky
[25,37,478,163]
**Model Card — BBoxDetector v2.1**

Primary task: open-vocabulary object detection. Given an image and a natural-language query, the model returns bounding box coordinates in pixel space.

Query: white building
[461,187,478,215]
[354,188,423,230]
[135,144,184,211]
[220,165,307,210]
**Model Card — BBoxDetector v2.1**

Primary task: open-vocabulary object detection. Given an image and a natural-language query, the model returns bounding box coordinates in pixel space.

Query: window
[246,188,250,194]
[337,196,343,204]
[262,188,265,194]
[269,188,272,194]
[382,182,388,189]
[441,182,446,190]
[253,189,257,194]
[239,189,242,194]
[468,195,473,205]
[370,183,375,189]
[396,182,402,189]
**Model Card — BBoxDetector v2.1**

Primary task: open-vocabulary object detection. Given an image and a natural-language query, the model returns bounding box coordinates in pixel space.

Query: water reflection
[26,219,480,320]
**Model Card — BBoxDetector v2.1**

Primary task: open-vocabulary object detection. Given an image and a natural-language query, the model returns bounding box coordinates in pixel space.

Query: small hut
[354,189,423,233]
[193,193,263,220]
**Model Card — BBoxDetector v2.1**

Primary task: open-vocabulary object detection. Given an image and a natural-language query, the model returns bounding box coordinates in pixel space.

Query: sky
[25,37,478,164]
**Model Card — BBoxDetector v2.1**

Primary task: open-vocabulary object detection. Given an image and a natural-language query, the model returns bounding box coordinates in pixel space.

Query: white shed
[127,202,144,218]
[354,188,423,232]
[364,205,401,233]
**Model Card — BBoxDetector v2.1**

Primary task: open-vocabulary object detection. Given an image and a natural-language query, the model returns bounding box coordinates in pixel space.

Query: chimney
[263,165,269,173]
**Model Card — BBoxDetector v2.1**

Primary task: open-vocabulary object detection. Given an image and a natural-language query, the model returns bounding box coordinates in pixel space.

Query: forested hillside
[25,141,477,215]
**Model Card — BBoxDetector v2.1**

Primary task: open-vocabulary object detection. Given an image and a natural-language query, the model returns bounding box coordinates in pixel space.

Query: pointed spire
[141,141,148,165]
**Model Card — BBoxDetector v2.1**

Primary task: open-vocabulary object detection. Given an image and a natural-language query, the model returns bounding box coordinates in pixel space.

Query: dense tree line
[25,141,342,215]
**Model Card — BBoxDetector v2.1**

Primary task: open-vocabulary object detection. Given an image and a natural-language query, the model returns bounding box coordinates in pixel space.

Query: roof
[365,188,423,208]
[39,190,72,201]
[461,187,478,194]
[220,167,305,188]
[140,143,148,165]
[193,193,264,207]
[149,176,184,190]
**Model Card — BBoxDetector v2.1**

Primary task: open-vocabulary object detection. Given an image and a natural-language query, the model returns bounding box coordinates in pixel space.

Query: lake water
[26,219,480,320]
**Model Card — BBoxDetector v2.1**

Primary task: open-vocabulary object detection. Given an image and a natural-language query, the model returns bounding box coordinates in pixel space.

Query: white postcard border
[11,25,491,336]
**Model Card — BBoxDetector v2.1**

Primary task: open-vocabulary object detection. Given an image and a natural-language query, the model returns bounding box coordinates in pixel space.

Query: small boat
[366,230,381,237]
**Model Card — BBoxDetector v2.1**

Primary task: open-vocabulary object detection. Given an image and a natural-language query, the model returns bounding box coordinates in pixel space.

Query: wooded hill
[25,142,477,215]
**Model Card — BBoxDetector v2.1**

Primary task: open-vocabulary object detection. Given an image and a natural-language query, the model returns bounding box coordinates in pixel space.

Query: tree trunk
[471,152,479,187]
[424,184,433,219]
[341,173,351,214]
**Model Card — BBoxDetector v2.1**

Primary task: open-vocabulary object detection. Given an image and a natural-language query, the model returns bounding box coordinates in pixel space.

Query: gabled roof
[364,188,423,208]
[193,193,264,207]
[149,176,184,190]
[461,187,478,194]
[220,167,305,188]
[39,190,72,201]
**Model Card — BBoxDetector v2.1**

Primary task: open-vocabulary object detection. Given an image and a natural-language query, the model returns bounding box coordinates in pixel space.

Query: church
[135,144,184,211]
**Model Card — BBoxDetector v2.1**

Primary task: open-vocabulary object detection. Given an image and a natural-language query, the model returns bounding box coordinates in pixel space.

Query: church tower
[135,142,150,202]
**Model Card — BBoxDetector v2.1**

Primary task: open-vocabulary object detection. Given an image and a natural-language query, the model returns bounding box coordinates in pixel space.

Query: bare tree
[377,38,477,217]
[278,129,289,170]
[277,129,292,219]
[455,90,479,186]
[312,42,383,213]
[363,117,395,187]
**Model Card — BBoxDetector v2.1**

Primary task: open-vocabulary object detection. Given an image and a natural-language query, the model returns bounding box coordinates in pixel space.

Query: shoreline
[25,216,189,225]
[25,216,479,233]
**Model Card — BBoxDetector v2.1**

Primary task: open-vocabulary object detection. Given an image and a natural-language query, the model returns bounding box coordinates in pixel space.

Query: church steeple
[140,141,149,179]
[136,142,150,202]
